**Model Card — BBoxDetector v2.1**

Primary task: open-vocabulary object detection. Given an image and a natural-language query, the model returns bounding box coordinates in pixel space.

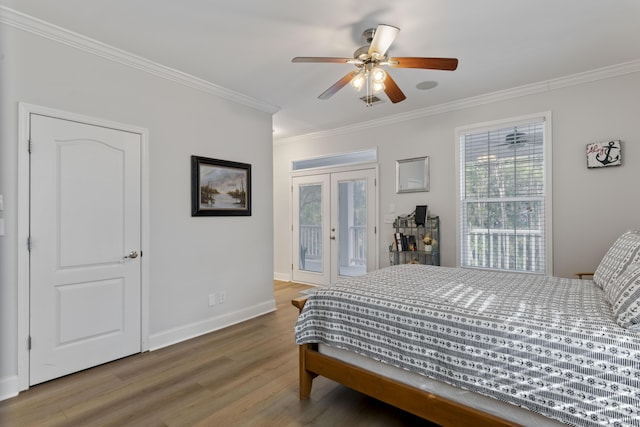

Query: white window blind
[459,117,549,274]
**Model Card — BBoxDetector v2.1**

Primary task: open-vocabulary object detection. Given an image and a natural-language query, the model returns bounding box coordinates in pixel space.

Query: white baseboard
[273,271,291,282]
[0,375,19,401]
[148,299,276,351]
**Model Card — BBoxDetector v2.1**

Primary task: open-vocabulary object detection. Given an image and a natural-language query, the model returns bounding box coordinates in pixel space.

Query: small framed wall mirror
[396,156,430,193]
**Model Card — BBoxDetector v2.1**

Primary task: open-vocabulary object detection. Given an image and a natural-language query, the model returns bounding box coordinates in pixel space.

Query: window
[456,113,552,274]
[291,148,377,171]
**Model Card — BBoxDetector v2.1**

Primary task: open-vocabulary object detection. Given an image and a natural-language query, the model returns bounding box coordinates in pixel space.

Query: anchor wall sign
[586,140,622,168]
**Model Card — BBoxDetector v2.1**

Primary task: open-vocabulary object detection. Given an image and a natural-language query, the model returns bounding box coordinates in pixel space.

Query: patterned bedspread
[294,265,640,427]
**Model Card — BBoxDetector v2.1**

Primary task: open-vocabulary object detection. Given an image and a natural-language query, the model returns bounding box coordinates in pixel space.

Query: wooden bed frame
[292,296,522,427]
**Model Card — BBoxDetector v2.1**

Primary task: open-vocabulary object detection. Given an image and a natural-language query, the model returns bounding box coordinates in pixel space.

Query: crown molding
[0,6,280,115]
[275,59,640,145]
[3,6,637,140]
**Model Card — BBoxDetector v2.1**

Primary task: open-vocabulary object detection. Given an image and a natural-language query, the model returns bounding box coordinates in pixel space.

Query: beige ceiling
[2,0,640,141]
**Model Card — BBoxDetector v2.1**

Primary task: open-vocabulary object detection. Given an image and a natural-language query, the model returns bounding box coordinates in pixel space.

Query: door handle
[124,251,138,259]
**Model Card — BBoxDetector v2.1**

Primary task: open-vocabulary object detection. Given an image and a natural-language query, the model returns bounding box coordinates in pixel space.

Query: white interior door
[292,168,377,286]
[29,114,142,385]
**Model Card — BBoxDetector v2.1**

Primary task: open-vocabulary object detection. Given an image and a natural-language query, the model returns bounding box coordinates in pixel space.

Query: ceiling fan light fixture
[372,80,385,93]
[371,67,386,83]
[350,71,366,91]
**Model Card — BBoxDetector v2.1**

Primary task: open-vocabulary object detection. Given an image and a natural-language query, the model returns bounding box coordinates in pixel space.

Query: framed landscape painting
[191,156,251,216]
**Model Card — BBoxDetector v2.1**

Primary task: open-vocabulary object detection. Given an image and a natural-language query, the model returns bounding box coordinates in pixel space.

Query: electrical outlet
[208,294,216,307]
[218,291,226,304]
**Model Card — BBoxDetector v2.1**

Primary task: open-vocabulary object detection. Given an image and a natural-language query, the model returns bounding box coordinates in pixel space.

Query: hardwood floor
[0,281,437,427]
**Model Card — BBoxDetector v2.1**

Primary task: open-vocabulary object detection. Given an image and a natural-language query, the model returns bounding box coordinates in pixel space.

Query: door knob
[124,251,138,259]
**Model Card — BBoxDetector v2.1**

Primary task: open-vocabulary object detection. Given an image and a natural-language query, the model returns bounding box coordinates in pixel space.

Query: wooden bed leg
[299,344,314,399]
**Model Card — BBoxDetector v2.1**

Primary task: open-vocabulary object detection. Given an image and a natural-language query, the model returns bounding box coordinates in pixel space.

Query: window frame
[454,112,553,275]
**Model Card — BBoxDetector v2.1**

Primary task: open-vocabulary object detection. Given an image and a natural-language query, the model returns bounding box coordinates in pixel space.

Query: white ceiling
[3,0,640,141]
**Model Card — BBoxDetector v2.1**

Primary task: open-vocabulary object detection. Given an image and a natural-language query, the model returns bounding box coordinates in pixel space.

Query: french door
[292,168,377,286]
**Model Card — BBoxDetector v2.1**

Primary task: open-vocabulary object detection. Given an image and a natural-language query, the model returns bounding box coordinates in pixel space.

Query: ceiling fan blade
[292,57,353,64]
[389,57,458,71]
[368,24,400,57]
[318,71,359,100]
[383,73,406,104]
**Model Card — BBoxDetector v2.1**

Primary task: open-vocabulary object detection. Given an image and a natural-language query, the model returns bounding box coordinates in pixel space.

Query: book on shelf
[394,232,418,252]
[394,232,403,251]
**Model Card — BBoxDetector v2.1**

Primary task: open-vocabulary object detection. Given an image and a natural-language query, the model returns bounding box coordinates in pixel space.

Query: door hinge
[28,139,32,154]
[27,336,32,350]
[27,237,32,252]
[291,263,294,270]
[374,226,377,234]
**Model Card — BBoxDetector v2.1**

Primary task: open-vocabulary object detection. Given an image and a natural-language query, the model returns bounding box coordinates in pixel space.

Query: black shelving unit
[390,215,440,266]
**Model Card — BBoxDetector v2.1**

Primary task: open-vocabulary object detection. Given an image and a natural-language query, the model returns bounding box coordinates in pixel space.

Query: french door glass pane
[337,179,367,277]
[298,183,322,273]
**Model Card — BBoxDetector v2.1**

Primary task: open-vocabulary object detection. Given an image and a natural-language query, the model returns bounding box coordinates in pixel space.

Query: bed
[293,230,640,426]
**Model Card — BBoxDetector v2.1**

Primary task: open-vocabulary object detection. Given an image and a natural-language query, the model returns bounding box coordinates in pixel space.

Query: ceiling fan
[292,24,458,105]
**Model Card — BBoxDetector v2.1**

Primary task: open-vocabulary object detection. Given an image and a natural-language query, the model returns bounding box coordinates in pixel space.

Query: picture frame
[586,140,622,168]
[396,156,430,193]
[191,156,251,216]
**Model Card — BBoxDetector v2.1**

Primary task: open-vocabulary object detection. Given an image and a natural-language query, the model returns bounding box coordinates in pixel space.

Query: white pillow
[593,230,640,289]
[606,263,640,328]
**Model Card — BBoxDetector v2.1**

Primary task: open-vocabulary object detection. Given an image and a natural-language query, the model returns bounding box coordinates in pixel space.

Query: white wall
[274,70,640,281]
[0,21,275,397]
